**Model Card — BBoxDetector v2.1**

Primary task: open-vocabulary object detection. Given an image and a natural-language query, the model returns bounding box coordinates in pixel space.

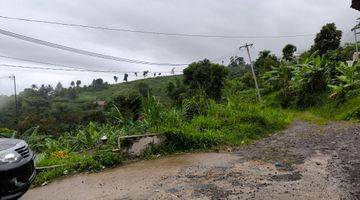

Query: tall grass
[162,94,293,151]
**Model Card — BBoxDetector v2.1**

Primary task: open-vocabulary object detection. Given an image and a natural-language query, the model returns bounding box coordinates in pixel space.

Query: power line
[0,54,185,73]
[0,15,315,39]
[0,54,88,71]
[0,75,11,79]
[0,28,189,66]
[0,64,182,74]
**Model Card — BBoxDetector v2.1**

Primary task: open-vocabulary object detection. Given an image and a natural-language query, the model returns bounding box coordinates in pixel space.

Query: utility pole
[239,43,262,102]
[352,18,360,60]
[0,74,19,130]
[11,75,19,130]
[355,29,359,54]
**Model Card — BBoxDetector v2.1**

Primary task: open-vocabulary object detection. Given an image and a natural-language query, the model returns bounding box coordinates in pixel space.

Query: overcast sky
[0,0,358,95]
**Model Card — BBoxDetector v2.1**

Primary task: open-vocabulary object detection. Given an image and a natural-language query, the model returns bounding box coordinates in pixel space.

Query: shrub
[166,79,186,107]
[112,93,142,123]
[241,71,255,89]
[345,107,360,120]
[142,96,165,130]
[93,148,123,167]
[34,152,100,185]
[183,94,209,120]
[137,82,151,98]
[0,128,16,138]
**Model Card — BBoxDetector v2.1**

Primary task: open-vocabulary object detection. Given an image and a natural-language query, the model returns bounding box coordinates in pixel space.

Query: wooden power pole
[11,75,19,130]
[239,43,262,103]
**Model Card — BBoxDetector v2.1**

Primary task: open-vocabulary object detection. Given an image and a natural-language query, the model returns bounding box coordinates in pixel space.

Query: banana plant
[329,61,360,100]
[291,53,328,94]
[262,61,294,97]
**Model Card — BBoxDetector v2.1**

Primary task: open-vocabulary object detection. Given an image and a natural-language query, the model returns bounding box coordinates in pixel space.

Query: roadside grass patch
[162,97,293,151]
[293,111,328,125]
[306,94,360,121]
[34,148,123,186]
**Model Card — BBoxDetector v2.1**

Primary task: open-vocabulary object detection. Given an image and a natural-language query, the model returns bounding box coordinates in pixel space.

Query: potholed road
[23,121,360,199]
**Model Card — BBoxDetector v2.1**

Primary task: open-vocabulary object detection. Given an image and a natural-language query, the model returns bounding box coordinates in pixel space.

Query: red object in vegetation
[96,101,106,109]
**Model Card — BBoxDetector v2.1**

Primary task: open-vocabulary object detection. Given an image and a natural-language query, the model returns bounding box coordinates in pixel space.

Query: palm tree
[70,81,75,87]
[143,71,149,78]
[123,74,128,82]
[76,80,81,87]
[113,76,118,83]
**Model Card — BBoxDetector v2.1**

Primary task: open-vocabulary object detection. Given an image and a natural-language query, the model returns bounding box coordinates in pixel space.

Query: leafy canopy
[282,44,297,61]
[312,23,342,55]
[183,59,228,101]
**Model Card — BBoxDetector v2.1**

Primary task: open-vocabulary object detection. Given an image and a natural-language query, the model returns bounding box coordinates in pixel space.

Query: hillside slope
[76,75,181,103]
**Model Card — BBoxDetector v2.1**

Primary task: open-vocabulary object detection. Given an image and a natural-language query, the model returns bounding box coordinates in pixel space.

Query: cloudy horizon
[0,0,358,95]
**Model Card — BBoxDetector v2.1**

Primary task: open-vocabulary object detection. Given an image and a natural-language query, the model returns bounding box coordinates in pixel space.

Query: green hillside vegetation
[76,75,182,103]
[1,22,360,185]
[0,75,181,135]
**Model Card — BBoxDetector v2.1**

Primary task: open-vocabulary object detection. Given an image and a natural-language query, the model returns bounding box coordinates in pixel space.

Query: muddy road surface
[23,121,360,200]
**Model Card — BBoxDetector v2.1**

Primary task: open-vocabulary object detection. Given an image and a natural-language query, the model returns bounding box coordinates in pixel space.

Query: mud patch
[271,171,302,182]
[193,183,234,200]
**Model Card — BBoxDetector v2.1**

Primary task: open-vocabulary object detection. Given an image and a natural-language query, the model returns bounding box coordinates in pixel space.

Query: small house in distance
[352,0,360,11]
[96,100,106,109]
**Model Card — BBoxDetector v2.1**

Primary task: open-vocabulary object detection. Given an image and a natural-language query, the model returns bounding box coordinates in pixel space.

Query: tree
[228,56,245,68]
[38,84,54,99]
[55,82,63,91]
[123,74,128,82]
[55,82,65,96]
[92,78,104,87]
[183,59,228,101]
[68,88,77,99]
[113,76,118,83]
[76,80,81,87]
[70,81,75,87]
[282,44,297,61]
[143,71,149,78]
[167,78,186,107]
[312,23,342,55]
[254,50,280,75]
[31,84,38,90]
[228,56,248,79]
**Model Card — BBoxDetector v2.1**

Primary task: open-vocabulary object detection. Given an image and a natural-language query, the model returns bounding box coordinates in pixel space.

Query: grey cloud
[0,0,358,94]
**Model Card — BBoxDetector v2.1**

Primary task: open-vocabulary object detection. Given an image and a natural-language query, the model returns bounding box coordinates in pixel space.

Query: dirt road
[23,121,360,200]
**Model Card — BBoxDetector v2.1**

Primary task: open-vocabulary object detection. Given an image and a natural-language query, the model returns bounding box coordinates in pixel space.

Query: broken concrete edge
[122,135,166,157]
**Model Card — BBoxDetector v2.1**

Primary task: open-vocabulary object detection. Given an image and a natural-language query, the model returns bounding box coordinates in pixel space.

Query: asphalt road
[23,121,360,200]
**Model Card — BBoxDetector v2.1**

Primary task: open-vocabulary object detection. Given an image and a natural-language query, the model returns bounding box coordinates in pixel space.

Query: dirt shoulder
[23,121,360,200]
